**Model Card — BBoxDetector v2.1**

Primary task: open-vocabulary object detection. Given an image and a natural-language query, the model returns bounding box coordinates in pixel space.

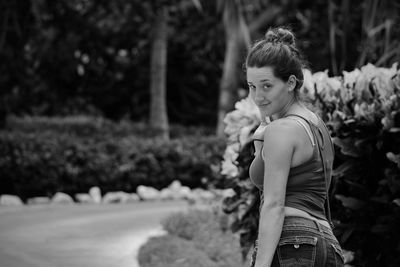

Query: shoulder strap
[310,122,335,229]
[284,116,316,146]
[283,113,335,229]
[319,119,335,229]
[282,113,309,121]
[318,116,335,159]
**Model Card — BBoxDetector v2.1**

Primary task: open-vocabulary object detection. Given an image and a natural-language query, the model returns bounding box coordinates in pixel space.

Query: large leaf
[344,180,370,197]
[340,226,355,244]
[335,194,366,210]
[393,199,400,206]
[387,152,400,169]
[333,161,354,177]
[333,137,361,158]
[370,195,389,204]
[371,223,390,233]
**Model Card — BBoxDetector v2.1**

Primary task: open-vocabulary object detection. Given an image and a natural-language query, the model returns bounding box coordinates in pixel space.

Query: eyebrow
[247,79,271,84]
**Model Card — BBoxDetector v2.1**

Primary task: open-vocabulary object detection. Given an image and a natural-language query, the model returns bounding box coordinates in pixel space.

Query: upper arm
[261,121,296,208]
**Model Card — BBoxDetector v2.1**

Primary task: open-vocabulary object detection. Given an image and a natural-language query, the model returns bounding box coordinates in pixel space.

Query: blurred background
[1,0,399,131]
[0,0,399,267]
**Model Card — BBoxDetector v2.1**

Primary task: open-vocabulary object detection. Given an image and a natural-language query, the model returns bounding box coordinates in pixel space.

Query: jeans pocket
[331,243,345,266]
[277,235,318,267]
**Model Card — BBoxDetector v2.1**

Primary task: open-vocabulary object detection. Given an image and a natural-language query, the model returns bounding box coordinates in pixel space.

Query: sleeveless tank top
[248,113,335,228]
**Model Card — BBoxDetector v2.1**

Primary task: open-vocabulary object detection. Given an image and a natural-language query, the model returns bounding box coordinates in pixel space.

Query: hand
[250,241,271,267]
[257,108,269,124]
[254,261,271,267]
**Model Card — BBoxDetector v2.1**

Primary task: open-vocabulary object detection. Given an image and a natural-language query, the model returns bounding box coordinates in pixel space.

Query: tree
[148,0,202,140]
[215,0,283,136]
[149,5,169,141]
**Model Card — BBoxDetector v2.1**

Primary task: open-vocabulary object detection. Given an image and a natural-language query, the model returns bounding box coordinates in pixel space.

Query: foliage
[138,234,219,267]
[218,95,261,258]
[1,0,399,125]
[0,0,224,125]
[5,115,216,138]
[220,63,400,266]
[0,118,226,200]
[162,208,223,240]
[138,206,243,267]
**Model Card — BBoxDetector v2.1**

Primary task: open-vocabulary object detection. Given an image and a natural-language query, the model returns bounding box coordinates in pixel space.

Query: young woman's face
[246,66,291,117]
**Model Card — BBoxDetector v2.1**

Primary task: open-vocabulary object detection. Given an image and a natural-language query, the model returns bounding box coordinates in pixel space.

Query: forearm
[254,205,285,267]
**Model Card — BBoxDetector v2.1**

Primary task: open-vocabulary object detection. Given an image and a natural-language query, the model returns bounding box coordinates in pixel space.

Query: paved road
[0,200,189,267]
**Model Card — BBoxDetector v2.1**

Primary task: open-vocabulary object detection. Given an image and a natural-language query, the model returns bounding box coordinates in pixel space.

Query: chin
[260,107,275,115]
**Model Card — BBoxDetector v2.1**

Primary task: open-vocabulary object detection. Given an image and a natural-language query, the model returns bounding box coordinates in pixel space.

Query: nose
[254,91,264,104]
[249,87,266,105]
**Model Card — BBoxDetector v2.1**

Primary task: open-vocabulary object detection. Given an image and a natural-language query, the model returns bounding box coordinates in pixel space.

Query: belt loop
[313,219,323,233]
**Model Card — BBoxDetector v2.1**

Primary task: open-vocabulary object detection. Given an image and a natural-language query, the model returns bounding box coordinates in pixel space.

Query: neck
[272,96,297,120]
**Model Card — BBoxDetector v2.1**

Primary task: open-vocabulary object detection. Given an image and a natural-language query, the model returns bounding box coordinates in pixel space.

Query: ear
[287,75,297,91]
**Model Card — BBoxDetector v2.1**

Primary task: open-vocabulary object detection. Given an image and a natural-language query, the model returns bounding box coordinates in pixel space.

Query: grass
[137,205,243,267]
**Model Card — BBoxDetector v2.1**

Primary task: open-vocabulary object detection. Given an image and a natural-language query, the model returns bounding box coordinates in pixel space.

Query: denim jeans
[250,216,345,267]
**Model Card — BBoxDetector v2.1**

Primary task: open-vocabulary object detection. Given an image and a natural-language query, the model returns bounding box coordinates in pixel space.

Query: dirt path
[0,200,189,267]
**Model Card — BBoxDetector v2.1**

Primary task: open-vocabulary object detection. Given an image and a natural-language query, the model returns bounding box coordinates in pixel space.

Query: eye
[263,84,271,89]
[248,84,256,90]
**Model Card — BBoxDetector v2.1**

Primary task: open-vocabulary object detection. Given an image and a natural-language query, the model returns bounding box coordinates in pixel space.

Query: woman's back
[249,111,335,228]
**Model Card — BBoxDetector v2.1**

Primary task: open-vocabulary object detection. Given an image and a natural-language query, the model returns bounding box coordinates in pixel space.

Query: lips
[258,103,270,107]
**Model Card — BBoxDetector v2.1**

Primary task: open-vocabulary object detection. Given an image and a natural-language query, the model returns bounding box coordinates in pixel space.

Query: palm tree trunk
[215,2,282,136]
[149,6,169,141]
[216,32,241,136]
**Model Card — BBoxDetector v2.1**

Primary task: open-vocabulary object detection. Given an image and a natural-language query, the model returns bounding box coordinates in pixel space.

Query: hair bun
[265,27,295,46]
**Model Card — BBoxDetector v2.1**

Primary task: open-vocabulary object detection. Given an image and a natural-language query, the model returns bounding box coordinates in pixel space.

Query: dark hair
[245,27,307,99]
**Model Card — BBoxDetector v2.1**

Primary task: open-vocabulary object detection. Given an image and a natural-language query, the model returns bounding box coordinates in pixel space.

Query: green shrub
[5,115,118,137]
[5,115,215,138]
[162,206,231,239]
[138,235,219,267]
[160,206,243,267]
[0,121,226,200]
[162,209,215,240]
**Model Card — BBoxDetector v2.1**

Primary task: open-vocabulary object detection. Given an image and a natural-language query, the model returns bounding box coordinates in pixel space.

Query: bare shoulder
[266,117,302,133]
[263,118,298,145]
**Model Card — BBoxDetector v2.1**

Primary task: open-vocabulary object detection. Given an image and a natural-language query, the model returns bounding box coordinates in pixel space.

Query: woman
[246,27,345,267]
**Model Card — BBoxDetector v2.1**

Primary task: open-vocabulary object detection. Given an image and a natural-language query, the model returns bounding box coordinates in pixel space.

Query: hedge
[0,117,226,201]
[138,206,243,267]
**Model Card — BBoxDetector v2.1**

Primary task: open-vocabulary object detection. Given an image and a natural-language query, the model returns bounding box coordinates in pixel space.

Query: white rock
[189,189,217,206]
[160,188,174,200]
[137,186,160,201]
[201,191,215,200]
[0,195,24,206]
[169,186,192,200]
[192,188,215,201]
[27,197,50,205]
[165,181,193,200]
[51,192,74,204]
[89,187,102,204]
[186,188,202,204]
[75,193,94,204]
[128,193,140,202]
[190,188,201,199]
[102,191,130,204]
[179,186,192,199]
[168,180,182,191]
